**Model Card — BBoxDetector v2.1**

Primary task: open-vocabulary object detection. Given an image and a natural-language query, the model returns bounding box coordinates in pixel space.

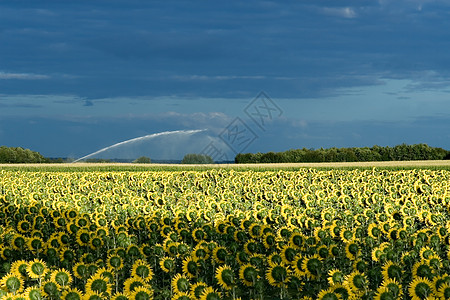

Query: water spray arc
[72,129,206,163]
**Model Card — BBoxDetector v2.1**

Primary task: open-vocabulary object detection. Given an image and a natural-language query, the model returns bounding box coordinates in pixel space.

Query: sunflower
[266,264,290,287]
[127,244,143,259]
[17,220,32,234]
[110,293,129,300]
[107,254,124,271]
[76,229,91,247]
[182,257,199,279]
[192,245,209,262]
[409,277,434,300]
[86,274,112,296]
[433,274,450,295]
[367,223,382,239]
[10,260,28,279]
[239,264,259,287]
[331,284,351,300]
[0,273,25,294]
[212,246,227,264]
[11,234,26,250]
[328,269,345,286]
[317,288,343,300]
[50,268,73,288]
[89,236,104,251]
[345,271,368,295]
[344,240,359,260]
[131,259,153,282]
[172,291,193,300]
[262,232,277,250]
[215,265,234,290]
[198,286,221,300]
[190,281,208,299]
[27,259,48,279]
[302,254,323,280]
[23,286,43,300]
[60,248,76,263]
[123,276,147,295]
[374,286,395,300]
[413,261,434,281]
[61,287,84,300]
[73,262,90,280]
[381,261,402,282]
[437,283,450,300]
[41,280,59,299]
[83,290,104,300]
[160,257,176,273]
[172,273,190,294]
[281,245,297,265]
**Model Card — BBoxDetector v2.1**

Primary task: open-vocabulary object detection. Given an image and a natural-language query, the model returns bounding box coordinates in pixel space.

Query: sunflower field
[1,168,450,299]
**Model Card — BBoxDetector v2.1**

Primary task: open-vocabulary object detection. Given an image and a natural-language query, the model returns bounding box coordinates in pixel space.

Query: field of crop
[1,167,450,299]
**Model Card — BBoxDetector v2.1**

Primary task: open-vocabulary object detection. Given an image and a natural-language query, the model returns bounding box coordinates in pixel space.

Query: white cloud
[321,7,357,18]
[0,71,50,80]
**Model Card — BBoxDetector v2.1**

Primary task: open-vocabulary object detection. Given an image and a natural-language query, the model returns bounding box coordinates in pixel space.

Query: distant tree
[181,154,214,164]
[133,156,151,164]
[0,146,47,163]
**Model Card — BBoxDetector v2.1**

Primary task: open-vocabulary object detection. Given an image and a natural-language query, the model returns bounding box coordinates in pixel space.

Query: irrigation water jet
[72,129,206,163]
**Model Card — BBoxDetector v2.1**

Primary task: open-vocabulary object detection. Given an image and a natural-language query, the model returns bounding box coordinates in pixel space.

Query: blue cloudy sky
[1,0,450,160]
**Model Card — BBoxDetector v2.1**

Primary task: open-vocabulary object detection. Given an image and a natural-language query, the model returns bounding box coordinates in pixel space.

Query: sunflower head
[27,259,48,279]
[172,273,190,294]
[50,268,73,288]
[239,264,259,287]
[61,287,84,300]
[199,286,221,300]
[131,259,153,282]
[86,274,112,296]
[215,265,234,290]
[0,272,25,294]
[328,269,344,285]
[409,277,433,300]
[266,264,290,287]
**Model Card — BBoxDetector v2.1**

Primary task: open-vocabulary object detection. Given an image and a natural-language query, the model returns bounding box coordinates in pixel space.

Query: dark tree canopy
[181,154,214,164]
[0,146,47,163]
[133,156,152,164]
[235,144,450,163]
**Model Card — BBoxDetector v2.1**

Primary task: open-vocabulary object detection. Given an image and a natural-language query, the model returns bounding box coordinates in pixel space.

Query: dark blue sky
[1,1,450,160]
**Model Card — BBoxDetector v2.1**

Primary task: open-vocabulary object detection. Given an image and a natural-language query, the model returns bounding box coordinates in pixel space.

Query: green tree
[133,156,151,164]
[181,154,214,164]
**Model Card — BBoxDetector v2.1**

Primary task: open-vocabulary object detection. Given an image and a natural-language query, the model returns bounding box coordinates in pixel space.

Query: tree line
[235,144,450,163]
[0,146,47,163]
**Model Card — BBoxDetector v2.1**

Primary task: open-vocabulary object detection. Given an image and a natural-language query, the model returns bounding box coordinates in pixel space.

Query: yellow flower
[131,259,153,282]
[408,277,434,300]
[302,254,323,280]
[86,274,112,297]
[199,286,221,300]
[27,259,48,279]
[61,287,84,300]
[50,268,73,288]
[171,273,190,294]
[0,272,25,294]
[317,288,343,300]
[182,257,198,279]
[266,264,289,287]
[160,257,175,273]
[190,281,208,299]
[215,265,234,290]
[239,264,259,287]
[123,276,147,295]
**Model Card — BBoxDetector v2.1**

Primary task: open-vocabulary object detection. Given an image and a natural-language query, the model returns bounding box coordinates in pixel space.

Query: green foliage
[0,146,47,163]
[181,153,214,164]
[235,143,450,163]
[133,156,152,164]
